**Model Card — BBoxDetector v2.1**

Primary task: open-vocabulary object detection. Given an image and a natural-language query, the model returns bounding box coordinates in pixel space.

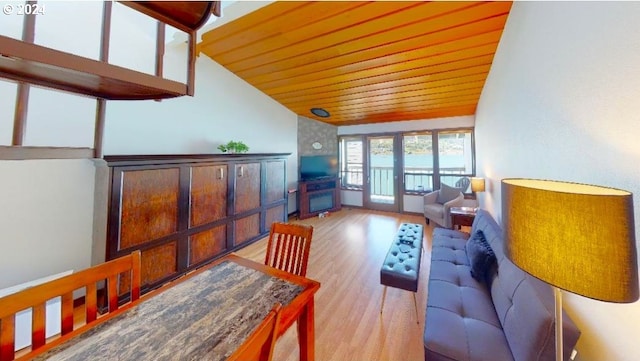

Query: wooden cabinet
[234,162,261,213]
[190,164,228,226]
[105,154,289,292]
[298,178,341,219]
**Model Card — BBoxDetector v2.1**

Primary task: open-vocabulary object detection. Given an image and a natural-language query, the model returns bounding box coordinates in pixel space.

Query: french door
[364,135,400,212]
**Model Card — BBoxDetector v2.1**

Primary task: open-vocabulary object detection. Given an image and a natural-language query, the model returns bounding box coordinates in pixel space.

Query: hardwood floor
[235,207,436,361]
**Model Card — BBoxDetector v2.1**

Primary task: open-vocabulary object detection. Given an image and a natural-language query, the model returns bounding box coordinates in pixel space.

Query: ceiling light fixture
[310,108,330,118]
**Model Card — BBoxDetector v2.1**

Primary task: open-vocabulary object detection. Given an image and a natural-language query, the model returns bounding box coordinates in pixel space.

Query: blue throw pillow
[465,230,496,283]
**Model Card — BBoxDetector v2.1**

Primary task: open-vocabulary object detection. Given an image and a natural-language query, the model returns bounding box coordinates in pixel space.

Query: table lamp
[501,178,638,361]
[471,177,485,193]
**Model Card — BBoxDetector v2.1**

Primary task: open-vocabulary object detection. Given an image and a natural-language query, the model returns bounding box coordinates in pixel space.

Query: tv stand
[298,178,341,220]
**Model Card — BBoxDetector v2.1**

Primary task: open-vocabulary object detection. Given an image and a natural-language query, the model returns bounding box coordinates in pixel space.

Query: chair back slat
[0,317,15,361]
[0,251,141,361]
[86,283,98,323]
[227,303,281,361]
[61,292,74,335]
[265,223,313,277]
[107,274,119,312]
[31,304,45,349]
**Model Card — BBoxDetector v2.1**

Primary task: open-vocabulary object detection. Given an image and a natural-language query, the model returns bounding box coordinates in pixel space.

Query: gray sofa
[424,209,581,361]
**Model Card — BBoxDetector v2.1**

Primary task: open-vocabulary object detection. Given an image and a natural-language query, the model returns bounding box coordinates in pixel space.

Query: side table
[450,207,478,230]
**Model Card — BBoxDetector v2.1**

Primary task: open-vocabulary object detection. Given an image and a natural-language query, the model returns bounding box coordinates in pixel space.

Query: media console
[298,177,341,219]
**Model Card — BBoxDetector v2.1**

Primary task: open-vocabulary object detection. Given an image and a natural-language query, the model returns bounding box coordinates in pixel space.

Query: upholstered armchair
[423,184,465,228]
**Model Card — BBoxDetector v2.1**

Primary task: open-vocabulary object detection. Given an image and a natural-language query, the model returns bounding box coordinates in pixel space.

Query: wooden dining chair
[0,250,141,361]
[264,222,314,277]
[227,303,282,361]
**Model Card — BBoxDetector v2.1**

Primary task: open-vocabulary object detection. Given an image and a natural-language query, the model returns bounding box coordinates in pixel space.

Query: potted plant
[218,141,249,154]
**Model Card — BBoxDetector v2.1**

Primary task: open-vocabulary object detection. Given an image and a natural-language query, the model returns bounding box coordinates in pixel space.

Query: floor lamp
[501,179,639,361]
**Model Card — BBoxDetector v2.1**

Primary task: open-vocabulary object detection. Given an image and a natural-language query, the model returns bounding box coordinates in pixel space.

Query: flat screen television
[300,155,338,181]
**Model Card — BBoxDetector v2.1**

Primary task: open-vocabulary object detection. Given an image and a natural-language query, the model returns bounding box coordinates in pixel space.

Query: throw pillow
[465,230,496,283]
[436,183,460,204]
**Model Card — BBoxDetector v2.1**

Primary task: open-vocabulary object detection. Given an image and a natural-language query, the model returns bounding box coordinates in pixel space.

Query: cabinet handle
[239,166,244,177]
[218,167,224,180]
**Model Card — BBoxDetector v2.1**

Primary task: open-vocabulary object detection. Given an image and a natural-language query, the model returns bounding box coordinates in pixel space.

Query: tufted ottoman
[380,223,424,323]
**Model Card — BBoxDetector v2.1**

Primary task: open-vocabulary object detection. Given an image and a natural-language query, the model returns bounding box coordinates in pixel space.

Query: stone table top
[33,260,304,361]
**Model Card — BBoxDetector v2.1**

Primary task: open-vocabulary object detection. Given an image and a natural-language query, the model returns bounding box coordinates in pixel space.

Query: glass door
[364,135,399,212]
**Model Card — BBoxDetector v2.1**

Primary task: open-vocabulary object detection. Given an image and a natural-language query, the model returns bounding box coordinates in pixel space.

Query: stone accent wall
[297,116,337,156]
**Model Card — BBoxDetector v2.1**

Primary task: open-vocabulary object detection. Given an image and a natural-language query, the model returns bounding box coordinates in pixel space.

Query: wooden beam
[187,31,196,96]
[12,1,37,146]
[94,1,112,158]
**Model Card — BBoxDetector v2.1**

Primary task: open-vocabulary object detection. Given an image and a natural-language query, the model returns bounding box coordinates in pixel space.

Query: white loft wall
[104,55,296,156]
[103,0,297,164]
[338,115,475,212]
[0,2,296,289]
[0,159,95,289]
[475,2,640,360]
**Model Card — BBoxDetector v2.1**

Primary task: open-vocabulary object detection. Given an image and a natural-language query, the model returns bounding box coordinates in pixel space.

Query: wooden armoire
[104,153,289,293]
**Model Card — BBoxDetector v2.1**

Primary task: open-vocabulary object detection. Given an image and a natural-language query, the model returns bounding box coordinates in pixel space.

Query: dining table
[20,254,321,361]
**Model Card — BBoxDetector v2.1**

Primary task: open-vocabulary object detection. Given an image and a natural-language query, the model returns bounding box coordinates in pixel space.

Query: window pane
[339,138,363,188]
[369,137,394,200]
[438,130,474,191]
[403,133,433,192]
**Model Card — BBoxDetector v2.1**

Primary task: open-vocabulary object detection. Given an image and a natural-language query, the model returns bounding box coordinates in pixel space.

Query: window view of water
[370,154,466,168]
[341,130,475,196]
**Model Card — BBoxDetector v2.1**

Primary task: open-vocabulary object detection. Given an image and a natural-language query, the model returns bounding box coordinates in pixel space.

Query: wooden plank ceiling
[199,1,512,125]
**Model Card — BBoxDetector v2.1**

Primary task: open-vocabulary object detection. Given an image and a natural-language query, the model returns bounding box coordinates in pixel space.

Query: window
[339,137,363,189]
[403,132,433,192]
[437,130,474,192]
[339,128,475,195]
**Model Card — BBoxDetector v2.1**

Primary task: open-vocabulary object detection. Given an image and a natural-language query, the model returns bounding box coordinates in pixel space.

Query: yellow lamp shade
[501,178,639,303]
[471,177,485,192]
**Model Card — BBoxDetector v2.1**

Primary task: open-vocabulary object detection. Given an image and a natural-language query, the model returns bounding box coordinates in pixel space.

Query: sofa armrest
[441,192,464,228]
[424,191,439,206]
[442,192,464,212]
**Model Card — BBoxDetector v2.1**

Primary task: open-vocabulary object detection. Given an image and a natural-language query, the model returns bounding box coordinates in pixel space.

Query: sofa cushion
[426,228,512,361]
[436,183,460,204]
[465,230,496,283]
[424,203,445,218]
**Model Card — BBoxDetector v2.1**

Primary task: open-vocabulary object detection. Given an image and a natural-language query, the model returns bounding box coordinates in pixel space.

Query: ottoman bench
[380,223,424,323]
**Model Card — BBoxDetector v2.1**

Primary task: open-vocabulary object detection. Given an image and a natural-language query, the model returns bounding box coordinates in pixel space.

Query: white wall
[338,115,474,135]
[475,2,640,360]
[338,115,475,212]
[104,53,296,157]
[0,2,296,289]
[0,159,95,289]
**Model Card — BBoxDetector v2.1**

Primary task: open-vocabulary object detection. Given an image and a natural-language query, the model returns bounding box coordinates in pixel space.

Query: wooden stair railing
[0,1,220,101]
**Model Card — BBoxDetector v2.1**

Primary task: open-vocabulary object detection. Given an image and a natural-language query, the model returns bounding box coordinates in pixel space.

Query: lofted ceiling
[199,1,512,125]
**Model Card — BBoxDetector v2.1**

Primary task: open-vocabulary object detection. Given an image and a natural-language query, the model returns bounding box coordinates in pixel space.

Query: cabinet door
[235,213,260,246]
[265,160,286,204]
[116,167,181,287]
[119,168,180,249]
[189,224,227,266]
[234,162,260,214]
[190,164,228,227]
